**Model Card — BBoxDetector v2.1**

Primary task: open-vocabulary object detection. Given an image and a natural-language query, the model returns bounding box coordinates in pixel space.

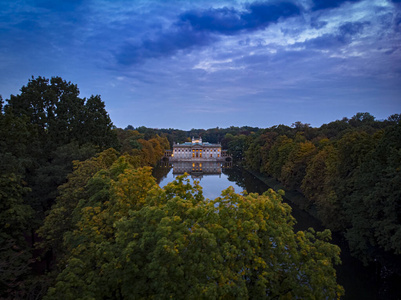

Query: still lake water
[157,161,243,199]
[153,161,396,300]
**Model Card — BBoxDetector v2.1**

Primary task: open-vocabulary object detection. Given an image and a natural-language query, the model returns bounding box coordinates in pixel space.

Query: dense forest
[0,77,171,298]
[134,113,401,265]
[0,76,399,299]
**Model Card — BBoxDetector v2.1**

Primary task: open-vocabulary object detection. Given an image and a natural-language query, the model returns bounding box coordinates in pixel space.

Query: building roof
[174,137,221,147]
[174,143,220,148]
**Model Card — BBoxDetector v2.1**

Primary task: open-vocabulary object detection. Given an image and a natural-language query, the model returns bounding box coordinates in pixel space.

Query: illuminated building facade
[168,137,229,161]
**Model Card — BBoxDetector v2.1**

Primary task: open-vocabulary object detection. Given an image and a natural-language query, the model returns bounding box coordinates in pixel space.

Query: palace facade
[166,137,230,162]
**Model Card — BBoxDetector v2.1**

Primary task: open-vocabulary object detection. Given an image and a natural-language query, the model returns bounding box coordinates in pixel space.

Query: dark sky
[1,0,400,129]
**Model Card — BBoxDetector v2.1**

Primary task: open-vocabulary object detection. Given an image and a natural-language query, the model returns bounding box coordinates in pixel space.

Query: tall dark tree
[6,77,80,152]
[82,95,118,148]
[5,76,117,151]
[2,76,119,215]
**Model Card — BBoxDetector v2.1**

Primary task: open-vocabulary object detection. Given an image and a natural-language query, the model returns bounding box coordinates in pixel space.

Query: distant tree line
[127,124,260,149]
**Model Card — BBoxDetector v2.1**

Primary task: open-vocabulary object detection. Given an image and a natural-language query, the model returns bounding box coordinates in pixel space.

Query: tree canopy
[239,113,401,269]
[0,76,170,298]
[1,76,398,297]
[40,151,343,299]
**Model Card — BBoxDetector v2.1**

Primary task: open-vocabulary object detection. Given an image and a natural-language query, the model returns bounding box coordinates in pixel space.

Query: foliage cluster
[0,77,168,298]
[1,76,397,298]
[240,113,401,265]
[39,150,343,299]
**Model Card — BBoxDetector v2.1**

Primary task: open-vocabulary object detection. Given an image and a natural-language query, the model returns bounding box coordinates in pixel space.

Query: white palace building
[165,137,230,162]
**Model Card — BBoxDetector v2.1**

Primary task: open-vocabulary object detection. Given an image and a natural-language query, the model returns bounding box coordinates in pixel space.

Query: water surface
[157,161,243,200]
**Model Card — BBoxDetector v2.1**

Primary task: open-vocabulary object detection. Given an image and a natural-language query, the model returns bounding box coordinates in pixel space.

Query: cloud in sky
[0,0,400,130]
[116,1,302,65]
[310,0,362,11]
[178,2,301,34]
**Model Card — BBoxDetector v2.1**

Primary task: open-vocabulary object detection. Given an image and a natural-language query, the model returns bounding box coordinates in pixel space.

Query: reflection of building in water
[171,161,232,180]
[165,137,231,162]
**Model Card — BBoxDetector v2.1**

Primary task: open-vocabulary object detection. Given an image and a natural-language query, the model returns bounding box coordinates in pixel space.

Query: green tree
[43,167,344,299]
[245,131,279,173]
[0,110,33,175]
[269,124,294,137]
[5,76,118,151]
[266,135,295,180]
[387,114,400,124]
[280,140,316,190]
[336,130,379,179]
[115,128,144,153]
[44,160,156,299]
[348,112,375,128]
[244,140,262,171]
[30,142,98,213]
[319,118,351,139]
[37,148,120,262]
[301,144,345,231]
[242,129,270,174]
[6,76,80,151]
[82,95,118,149]
[0,172,34,299]
[3,76,119,215]
[345,122,401,263]
[227,134,250,161]
[0,97,37,298]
